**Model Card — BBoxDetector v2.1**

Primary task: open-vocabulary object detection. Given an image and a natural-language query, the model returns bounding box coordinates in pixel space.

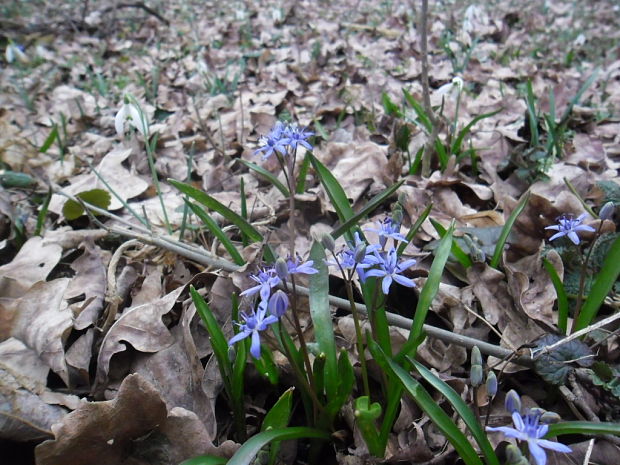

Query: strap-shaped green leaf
[170,179,263,243]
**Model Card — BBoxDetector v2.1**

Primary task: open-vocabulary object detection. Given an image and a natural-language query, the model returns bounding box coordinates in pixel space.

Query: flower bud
[541,411,561,424]
[392,206,404,226]
[274,257,289,280]
[470,364,483,387]
[320,233,336,252]
[505,389,522,414]
[486,371,497,397]
[268,290,289,317]
[599,201,615,221]
[354,243,367,263]
[505,444,528,465]
[471,346,483,367]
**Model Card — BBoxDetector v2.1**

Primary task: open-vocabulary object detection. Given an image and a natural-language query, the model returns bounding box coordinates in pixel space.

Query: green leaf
[170,179,263,243]
[0,171,37,188]
[296,152,311,194]
[191,286,232,386]
[62,189,111,220]
[308,241,338,401]
[239,159,290,197]
[525,80,539,147]
[574,235,620,331]
[331,180,404,240]
[430,218,473,268]
[543,257,568,334]
[490,191,530,269]
[451,109,502,155]
[35,188,52,236]
[381,92,402,117]
[227,427,330,465]
[547,421,620,438]
[371,344,483,465]
[410,359,499,465]
[398,221,454,360]
[403,88,432,132]
[397,203,432,256]
[187,202,245,266]
[309,153,355,239]
[179,455,228,465]
[39,125,58,153]
[354,396,384,457]
[261,388,295,465]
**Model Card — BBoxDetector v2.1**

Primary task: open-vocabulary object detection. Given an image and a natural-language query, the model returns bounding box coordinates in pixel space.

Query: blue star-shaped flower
[364,248,417,295]
[228,300,279,358]
[240,267,281,301]
[365,218,408,249]
[486,391,572,465]
[254,122,289,160]
[545,213,595,245]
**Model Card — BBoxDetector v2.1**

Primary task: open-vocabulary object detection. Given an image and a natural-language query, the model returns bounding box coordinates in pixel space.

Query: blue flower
[228,300,279,358]
[283,123,313,152]
[545,213,595,245]
[365,218,408,249]
[364,248,417,295]
[240,267,281,301]
[325,232,377,281]
[286,255,319,275]
[486,391,572,465]
[254,122,289,160]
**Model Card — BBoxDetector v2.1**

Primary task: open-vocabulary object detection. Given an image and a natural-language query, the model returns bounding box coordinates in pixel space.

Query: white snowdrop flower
[436,76,465,97]
[573,34,586,46]
[115,96,149,138]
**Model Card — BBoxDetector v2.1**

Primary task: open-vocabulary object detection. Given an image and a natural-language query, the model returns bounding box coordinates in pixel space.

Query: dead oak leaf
[35,374,167,465]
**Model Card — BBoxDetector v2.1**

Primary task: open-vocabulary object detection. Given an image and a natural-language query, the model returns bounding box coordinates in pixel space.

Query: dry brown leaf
[35,374,167,465]
[95,286,185,387]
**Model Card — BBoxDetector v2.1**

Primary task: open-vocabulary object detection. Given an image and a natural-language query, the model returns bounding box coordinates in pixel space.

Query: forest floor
[1,0,619,464]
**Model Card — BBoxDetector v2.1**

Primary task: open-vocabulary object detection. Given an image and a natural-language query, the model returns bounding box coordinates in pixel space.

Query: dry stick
[53,187,532,365]
[418,0,438,177]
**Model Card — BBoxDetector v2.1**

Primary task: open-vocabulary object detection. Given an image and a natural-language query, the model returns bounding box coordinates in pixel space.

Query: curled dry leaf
[0,365,67,442]
[7,279,73,385]
[0,236,62,300]
[95,286,186,388]
[35,374,168,465]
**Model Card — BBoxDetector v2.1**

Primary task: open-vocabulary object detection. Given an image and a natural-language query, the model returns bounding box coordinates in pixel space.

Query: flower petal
[381,275,393,294]
[527,439,548,465]
[536,439,572,453]
[393,274,415,288]
[250,331,261,358]
[115,105,127,138]
[228,330,249,346]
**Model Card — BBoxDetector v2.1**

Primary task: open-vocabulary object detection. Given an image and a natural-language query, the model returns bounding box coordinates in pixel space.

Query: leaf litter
[0,0,619,463]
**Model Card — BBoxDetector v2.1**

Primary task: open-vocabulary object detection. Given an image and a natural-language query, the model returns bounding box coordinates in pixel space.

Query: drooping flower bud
[541,411,561,424]
[599,201,615,221]
[274,257,289,280]
[505,444,528,465]
[470,364,483,387]
[320,233,336,252]
[267,290,289,317]
[354,243,367,264]
[505,389,522,414]
[486,371,497,397]
[471,346,483,367]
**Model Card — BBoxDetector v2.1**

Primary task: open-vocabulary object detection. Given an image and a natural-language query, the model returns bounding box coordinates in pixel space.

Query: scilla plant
[177,122,620,465]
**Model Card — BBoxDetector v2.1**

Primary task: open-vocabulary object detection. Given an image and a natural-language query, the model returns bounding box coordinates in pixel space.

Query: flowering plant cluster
[486,390,571,465]
[230,256,318,358]
[255,121,314,160]
[326,218,417,295]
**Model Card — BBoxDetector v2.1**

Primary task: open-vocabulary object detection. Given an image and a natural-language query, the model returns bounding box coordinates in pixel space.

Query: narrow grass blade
[430,218,472,268]
[560,69,598,124]
[308,241,338,401]
[397,203,432,255]
[525,80,539,147]
[39,125,58,153]
[371,344,483,465]
[239,159,290,197]
[403,88,432,131]
[451,109,502,155]
[35,188,52,236]
[490,190,530,269]
[227,427,330,465]
[239,177,249,246]
[547,421,620,437]
[543,257,569,334]
[398,221,454,360]
[331,180,404,240]
[170,179,263,243]
[410,359,499,465]
[573,235,620,332]
[187,202,245,266]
